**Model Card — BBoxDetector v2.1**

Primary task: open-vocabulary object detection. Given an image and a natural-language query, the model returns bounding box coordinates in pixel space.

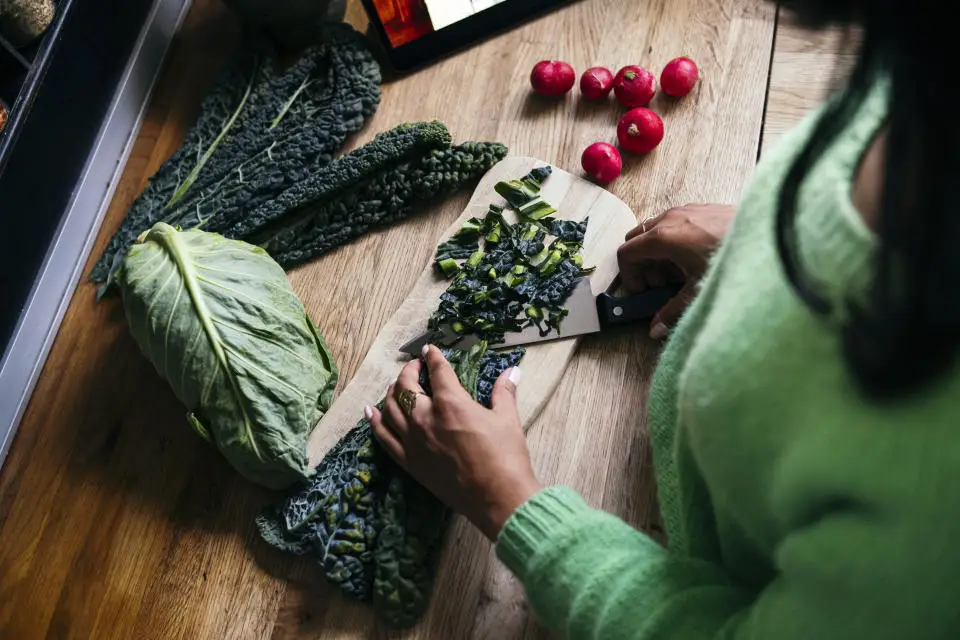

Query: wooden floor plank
[0,1,787,637]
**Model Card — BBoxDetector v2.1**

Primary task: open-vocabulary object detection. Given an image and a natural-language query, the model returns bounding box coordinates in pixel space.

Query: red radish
[581,142,622,184]
[660,57,699,97]
[617,108,664,153]
[613,65,656,108]
[579,67,614,100]
[530,60,576,96]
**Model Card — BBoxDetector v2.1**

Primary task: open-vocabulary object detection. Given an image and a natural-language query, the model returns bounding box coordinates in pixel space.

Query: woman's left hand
[367,345,541,540]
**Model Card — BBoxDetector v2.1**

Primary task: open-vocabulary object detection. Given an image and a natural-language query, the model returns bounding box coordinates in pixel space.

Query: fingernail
[421,344,430,357]
[508,367,522,386]
[364,406,373,420]
[650,323,668,340]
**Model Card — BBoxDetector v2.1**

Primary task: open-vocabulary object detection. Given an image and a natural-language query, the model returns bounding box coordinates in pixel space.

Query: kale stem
[167,56,260,208]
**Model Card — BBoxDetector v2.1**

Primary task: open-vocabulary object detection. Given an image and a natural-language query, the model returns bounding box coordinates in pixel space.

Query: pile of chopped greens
[256,343,524,628]
[429,166,594,345]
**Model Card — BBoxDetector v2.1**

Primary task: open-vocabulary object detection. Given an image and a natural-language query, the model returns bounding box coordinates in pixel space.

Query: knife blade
[398,277,681,355]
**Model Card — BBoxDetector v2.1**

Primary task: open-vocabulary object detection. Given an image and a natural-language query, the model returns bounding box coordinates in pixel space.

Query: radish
[660,57,699,97]
[617,108,664,153]
[530,60,576,96]
[580,67,614,100]
[613,65,656,108]
[581,142,622,184]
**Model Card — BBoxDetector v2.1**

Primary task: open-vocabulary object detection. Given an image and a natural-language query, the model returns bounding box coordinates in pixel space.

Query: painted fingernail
[650,323,668,340]
[364,406,373,420]
[508,367,522,386]
[421,344,430,357]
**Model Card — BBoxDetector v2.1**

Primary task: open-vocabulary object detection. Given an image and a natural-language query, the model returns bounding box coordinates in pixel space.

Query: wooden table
[0,2,853,637]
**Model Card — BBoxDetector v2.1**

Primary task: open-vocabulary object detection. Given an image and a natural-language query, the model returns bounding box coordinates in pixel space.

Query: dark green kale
[244,133,507,269]
[264,142,507,269]
[550,218,588,244]
[371,472,449,628]
[433,215,486,276]
[255,417,381,600]
[473,347,525,406]
[256,342,525,628]
[224,121,451,241]
[428,168,594,343]
[90,22,381,296]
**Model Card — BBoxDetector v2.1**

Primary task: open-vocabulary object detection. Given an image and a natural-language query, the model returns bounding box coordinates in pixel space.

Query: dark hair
[776,1,959,400]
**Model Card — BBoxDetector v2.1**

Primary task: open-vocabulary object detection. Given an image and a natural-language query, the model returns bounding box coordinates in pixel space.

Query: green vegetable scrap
[257,343,525,628]
[91,22,382,296]
[118,223,338,490]
[428,166,595,344]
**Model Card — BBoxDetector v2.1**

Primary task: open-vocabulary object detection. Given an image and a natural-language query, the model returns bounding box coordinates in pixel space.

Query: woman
[367,0,960,636]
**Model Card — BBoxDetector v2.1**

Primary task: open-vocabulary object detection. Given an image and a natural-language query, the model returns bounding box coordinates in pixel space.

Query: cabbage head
[118,222,338,489]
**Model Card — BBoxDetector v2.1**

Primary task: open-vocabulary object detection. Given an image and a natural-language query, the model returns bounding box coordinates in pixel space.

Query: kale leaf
[264,141,507,269]
[91,22,382,296]
[223,121,451,241]
[233,126,505,269]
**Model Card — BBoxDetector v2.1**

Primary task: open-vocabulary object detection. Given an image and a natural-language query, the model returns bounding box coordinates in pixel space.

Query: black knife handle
[596,283,683,328]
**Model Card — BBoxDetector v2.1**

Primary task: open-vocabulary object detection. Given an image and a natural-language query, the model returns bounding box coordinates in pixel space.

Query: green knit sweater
[496,81,960,638]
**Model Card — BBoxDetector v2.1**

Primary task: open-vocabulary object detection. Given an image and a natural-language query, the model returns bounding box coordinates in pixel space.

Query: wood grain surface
[761,12,860,153]
[307,156,637,465]
[0,0,846,638]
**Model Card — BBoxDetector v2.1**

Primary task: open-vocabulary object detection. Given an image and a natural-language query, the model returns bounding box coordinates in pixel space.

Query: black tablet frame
[361,0,577,73]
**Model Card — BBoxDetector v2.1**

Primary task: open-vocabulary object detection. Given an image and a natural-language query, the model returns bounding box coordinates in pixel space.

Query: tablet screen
[368,0,510,48]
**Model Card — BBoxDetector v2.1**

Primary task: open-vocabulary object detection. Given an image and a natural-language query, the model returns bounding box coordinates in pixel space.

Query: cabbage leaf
[118,222,338,489]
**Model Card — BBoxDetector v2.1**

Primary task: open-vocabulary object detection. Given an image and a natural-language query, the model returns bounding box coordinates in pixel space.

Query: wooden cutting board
[306,156,637,467]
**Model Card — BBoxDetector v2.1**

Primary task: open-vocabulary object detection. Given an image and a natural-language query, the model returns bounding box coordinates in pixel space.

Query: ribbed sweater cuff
[496,485,591,578]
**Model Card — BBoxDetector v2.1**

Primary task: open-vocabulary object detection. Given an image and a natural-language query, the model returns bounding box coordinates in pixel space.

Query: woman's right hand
[617,203,737,339]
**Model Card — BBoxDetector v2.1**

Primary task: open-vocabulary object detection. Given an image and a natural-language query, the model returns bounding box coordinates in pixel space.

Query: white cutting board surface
[307,156,636,466]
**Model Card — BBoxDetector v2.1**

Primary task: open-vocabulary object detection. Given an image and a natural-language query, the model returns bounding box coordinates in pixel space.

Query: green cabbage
[118,222,338,489]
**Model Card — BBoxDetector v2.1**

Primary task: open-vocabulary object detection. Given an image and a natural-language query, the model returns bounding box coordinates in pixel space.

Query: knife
[399,277,681,355]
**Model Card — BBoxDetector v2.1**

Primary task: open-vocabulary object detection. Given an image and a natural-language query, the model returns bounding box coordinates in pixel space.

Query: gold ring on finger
[397,389,424,420]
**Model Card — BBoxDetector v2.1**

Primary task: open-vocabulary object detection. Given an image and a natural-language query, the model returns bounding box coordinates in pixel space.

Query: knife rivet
[613,306,624,317]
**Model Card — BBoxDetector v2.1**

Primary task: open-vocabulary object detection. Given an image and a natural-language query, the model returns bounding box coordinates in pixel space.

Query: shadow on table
[59,299,268,532]
[521,92,569,120]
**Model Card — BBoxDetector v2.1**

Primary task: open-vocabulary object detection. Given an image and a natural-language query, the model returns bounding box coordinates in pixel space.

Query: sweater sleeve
[496,485,955,640]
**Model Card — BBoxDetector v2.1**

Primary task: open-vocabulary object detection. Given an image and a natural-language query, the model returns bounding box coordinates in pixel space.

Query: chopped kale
[494,166,557,221]
[433,217,483,273]
[428,167,592,343]
[550,218,589,244]
[493,166,552,208]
